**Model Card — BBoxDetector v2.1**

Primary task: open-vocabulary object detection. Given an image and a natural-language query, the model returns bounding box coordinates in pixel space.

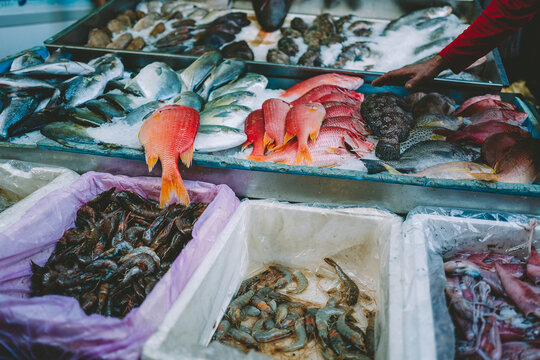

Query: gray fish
[126,62,181,100]
[414,16,448,30]
[209,73,268,101]
[414,37,454,55]
[9,52,44,72]
[400,126,446,153]
[0,74,55,91]
[200,59,245,100]
[0,95,40,139]
[60,74,110,108]
[105,80,142,96]
[101,93,138,112]
[120,101,162,125]
[88,54,124,81]
[199,105,251,129]
[9,61,94,76]
[204,91,256,109]
[0,91,6,113]
[84,99,125,120]
[414,113,463,130]
[69,107,108,127]
[384,6,453,33]
[364,140,478,174]
[180,51,222,92]
[41,121,118,148]
[171,91,203,111]
[194,125,247,152]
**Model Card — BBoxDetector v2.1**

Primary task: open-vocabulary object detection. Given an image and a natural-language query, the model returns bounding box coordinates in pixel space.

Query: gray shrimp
[253,327,293,343]
[228,289,255,326]
[120,246,160,267]
[324,258,359,306]
[337,311,366,352]
[275,303,288,327]
[288,269,309,294]
[279,318,307,352]
[243,306,261,317]
[229,328,258,349]
[213,318,230,341]
[271,265,294,289]
[305,308,318,339]
[316,307,345,343]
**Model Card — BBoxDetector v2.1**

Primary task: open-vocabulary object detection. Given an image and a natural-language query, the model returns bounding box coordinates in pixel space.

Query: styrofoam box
[143,200,404,360]
[402,208,540,360]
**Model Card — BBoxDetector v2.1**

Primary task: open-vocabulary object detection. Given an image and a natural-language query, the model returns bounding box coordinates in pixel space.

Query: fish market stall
[0,48,538,215]
[142,200,403,360]
[402,207,540,359]
[0,171,238,359]
[0,160,79,233]
[44,0,508,91]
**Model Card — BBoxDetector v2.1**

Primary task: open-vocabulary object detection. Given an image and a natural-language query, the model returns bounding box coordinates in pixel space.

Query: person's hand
[371,55,450,90]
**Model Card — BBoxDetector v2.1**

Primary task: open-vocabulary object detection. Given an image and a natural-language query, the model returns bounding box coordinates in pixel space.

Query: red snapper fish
[317,92,363,106]
[469,108,528,126]
[262,98,291,149]
[243,109,265,157]
[453,99,515,117]
[138,105,199,207]
[322,116,368,135]
[481,132,529,167]
[280,73,364,101]
[324,104,363,120]
[284,103,326,164]
[291,85,364,106]
[435,121,530,144]
[248,126,373,166]
[453,94,501,116]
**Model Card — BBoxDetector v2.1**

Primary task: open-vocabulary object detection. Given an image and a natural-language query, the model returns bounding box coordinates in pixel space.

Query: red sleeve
[438,0,540,73]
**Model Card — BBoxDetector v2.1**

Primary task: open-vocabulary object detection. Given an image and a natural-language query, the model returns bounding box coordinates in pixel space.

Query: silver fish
[171,91,203,111]
[199,105,251,129]
[101,93,138,112]
[41,121,117,148]
[400,126,446,153]
[415,113,463,130]
[126,62,181,100]
[88,54,124,81]
[0,74,55,91]
[180,51,222,92]
[384,6,453,33]
[414,36,454,55]
[209,73,268,101]
[84,99,125,121]
[69,107,108,127]
[120,101,162,125]
[0,95,40,139]
[364,140,478,173]
[204,91,256,109]
[60,74,110,108]
[9,61,94,76]
[199,59,246,100]
[9,52,44,72]
[194,125,247,152]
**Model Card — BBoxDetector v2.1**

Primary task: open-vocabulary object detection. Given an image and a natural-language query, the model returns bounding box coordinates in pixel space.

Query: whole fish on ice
[262,98,291,149]
[243,109,265,157]
[280,73,364,101]
[138,105,199,206]
[284,103,326,164]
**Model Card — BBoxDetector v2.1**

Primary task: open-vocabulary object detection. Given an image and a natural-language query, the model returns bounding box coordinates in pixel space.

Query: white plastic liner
[0,159,79,233]
[142,200,404,360]
[402,207,540,360]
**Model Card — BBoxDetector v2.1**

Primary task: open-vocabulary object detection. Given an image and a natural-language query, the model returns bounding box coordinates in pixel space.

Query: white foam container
[142,200,404,360]
[0,159,79,232]
[402,207,540,360]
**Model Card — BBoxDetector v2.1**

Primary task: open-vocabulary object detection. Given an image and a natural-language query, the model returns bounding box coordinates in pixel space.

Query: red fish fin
[309,130,319,142]
[146,154,159,172]
[180,145,194,168]
[247,154,265,162]
[241,140,252,151]
[160,167,190,207]
[251,140,265,156]
[283,132,295,145]
[296,143,312,165]
[263,133,273,149]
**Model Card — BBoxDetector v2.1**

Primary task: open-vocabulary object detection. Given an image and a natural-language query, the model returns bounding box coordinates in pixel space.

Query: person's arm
[372,0,540,89]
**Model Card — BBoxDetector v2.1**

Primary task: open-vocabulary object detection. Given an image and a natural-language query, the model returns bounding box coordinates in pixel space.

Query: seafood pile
[444,249,540,359]
[243,73,374,167]
[214,259,374,359]
[87,1,254,59]
[266,7,482,80]
[30,188,208,318]
[362,93,539,184]
[1,50,276,153]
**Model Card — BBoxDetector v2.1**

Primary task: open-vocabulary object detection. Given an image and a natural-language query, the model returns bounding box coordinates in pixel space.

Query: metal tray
[0,48,538,215]
[44,0,508,91]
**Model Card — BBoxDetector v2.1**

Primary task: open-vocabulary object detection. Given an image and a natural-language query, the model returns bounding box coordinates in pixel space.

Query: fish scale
[399,126,446,153]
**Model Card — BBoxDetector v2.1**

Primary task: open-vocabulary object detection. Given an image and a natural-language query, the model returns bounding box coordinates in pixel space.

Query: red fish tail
[241,140,253,152]
[296,142,312,165]
[345,131,374,156]
[251,139,265,157]
[160,159,190,207]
